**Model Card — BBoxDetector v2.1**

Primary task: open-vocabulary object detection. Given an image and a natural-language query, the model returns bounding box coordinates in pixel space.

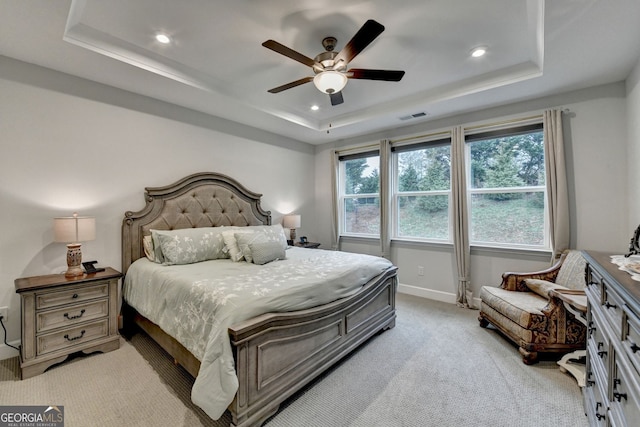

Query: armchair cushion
[479,286,548,333]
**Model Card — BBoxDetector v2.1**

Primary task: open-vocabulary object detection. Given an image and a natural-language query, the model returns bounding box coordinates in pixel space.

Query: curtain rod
[389,130,451,144]
[334,143,380,156]
[464,114,544,132]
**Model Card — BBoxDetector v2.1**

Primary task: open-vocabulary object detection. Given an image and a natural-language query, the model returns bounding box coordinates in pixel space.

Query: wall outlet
[417,266,425,276]
[0,307,7,323]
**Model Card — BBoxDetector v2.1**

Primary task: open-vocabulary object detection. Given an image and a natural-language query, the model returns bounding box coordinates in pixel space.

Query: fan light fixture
[313,71,348,94]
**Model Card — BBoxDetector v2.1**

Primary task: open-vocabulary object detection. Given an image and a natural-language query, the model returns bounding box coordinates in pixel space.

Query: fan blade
[267,77,313,93]
[330,91,344,106]
[262,40,318,68]
[348,68,405,81]
[335,19,385,65]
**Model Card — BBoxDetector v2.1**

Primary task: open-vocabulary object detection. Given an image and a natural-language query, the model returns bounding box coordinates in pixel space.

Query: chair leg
[478,316,489,328]
[519,347,538,365]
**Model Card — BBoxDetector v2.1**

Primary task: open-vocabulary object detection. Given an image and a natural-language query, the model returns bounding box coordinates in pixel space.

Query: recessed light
[155,33,171,44]
[471,46,487,58]
[310,105,319,111]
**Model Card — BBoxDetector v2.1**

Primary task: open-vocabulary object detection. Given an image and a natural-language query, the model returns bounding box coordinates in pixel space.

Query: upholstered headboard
[122,172,271,274]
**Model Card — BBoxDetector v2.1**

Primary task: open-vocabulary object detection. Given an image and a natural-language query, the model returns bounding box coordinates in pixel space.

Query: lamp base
[290,229,297,242]
[65,243,84,278]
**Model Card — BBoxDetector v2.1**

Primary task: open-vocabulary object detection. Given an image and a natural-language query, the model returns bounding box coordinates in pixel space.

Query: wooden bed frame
[121,172,398,427]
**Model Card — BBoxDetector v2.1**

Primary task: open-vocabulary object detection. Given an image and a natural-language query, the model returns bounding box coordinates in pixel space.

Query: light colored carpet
[0,294,587,427]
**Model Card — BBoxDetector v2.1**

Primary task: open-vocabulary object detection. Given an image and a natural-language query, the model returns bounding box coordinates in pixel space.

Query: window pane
[398,145,450,192]
[397,195,449,239]
[344,197,380,234]
[470,192,545,245]
[469,132,544,189]
[344,156,380,195]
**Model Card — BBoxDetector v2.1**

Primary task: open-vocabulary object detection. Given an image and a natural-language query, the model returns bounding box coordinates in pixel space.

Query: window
[339,151,380,236]
[466,124,547,248]
[393,139,451,241]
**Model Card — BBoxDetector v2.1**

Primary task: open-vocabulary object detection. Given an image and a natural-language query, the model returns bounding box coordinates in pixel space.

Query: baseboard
[0,341,20,361]
[397,283,457,304]
[397,284,482,309]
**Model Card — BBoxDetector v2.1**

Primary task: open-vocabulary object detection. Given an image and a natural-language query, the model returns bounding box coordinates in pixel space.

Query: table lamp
[283,215,301,243]
[54,212,96,278]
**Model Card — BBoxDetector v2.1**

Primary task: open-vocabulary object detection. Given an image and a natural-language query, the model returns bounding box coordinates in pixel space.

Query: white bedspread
[123,247,393,419]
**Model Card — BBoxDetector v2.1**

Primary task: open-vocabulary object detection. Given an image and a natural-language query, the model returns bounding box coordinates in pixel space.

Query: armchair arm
[500,253,567,291]
[524,278,569,299]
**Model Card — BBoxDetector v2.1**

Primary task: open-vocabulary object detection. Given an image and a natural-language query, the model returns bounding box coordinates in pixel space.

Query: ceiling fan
[262,19,405,106]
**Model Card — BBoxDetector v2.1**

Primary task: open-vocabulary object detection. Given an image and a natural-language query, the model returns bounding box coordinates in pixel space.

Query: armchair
[478,250,587,364]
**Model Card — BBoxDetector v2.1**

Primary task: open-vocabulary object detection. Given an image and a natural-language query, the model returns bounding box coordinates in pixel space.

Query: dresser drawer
[602,282,625,338]
[37,319,109,355]
[586,265,604,303]
[36,299,109,333]
[589,307,612,370]
[623,304,640,376]
[36,282,109,310]
[610,350,640,427]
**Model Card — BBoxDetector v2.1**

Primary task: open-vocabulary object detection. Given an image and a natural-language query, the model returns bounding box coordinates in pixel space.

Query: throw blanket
[123,247,393,419]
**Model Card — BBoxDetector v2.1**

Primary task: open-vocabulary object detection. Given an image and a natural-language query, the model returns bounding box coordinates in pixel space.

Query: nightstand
[295,242,321,249]
[15,267,122,379]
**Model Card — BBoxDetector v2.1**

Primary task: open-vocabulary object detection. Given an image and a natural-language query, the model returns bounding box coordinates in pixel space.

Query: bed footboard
[228,266,398,427]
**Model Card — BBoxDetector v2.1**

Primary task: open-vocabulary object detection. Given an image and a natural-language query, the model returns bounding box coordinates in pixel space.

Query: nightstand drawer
[37,319,109,355]
[36,282,109,310]
[36,299,109,333]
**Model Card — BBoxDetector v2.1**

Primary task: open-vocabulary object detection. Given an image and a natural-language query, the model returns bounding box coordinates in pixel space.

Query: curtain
[330,149,340,251]
[451,126,474,308]
[379,139,391,259]
[543,109,570,258]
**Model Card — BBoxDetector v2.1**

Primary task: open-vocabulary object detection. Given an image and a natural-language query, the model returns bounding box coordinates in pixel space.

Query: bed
[121,172,398,427]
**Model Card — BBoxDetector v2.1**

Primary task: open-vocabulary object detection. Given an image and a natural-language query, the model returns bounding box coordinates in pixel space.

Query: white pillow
[222,229,254,262]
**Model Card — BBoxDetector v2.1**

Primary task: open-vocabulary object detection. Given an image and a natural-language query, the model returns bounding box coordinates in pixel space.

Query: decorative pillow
[142,235,159,262]
[222,229,254,262]
[235,232,269,263]
[151,227,227,265]
[250,241,286,265]
[244,224,288,250]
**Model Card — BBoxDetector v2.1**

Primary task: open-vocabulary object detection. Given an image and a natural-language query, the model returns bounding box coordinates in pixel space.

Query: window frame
[338,149,381,238]
[391,138,453,243]
[465,123,549,250]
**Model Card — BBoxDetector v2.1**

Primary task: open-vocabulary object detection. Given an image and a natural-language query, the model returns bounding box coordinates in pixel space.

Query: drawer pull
[64,330,85,341]
[72,293,79,299]
[63,309,85,320]
[613,391,628,402]
[597,350,607,358]
[604,301,617,309]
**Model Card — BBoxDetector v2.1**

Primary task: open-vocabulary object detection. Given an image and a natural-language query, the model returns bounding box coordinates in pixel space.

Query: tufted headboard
[122,172,271,274]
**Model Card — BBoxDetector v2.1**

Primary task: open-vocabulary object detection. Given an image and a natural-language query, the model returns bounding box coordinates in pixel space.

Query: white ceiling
[1,0,639,145]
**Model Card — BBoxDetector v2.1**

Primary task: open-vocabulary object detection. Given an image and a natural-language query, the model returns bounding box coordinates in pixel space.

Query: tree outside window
[467,129,546,247]
[341,155,380,236]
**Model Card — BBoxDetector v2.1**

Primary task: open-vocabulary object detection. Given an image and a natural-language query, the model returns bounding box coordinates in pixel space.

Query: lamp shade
[313,71,347,94]
[283,215,301,229]
[54,213,96,243]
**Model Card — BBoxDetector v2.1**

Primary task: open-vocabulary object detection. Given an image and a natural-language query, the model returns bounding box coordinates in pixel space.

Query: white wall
[0,57,316,356]
[627,56,640,229]
[314,83,630,303]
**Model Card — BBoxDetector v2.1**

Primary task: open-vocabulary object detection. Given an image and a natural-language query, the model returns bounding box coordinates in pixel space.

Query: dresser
[583,251,640,426]
[15,267,122,379]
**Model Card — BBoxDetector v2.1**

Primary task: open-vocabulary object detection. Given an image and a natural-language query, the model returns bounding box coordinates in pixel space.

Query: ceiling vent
[399,112,428,121]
